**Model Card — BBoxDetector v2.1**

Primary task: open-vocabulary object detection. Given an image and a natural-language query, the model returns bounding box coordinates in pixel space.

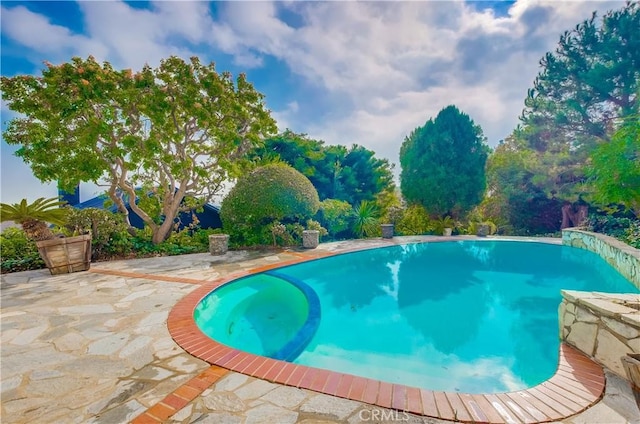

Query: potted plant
[302,219,327,249]
[434,215,454,236]
[0,197,92,275]
[381,223,394,239]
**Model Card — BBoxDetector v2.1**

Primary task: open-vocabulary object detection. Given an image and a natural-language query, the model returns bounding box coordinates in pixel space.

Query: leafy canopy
[521,1,639,151]
[252,130,395,204]
[400,105,488,218]
[587,115,640,217]
[1,56,277,244]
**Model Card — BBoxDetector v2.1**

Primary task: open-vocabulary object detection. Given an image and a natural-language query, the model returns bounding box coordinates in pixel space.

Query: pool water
[195,240,639,393]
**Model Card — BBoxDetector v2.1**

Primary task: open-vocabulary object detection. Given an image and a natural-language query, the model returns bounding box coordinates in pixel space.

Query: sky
[0,0,626,206]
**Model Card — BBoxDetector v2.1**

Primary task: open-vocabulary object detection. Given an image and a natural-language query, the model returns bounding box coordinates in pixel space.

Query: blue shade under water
[195,240,639,393]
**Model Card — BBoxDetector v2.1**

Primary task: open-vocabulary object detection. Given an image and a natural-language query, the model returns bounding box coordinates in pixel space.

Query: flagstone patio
[1,237,638,423]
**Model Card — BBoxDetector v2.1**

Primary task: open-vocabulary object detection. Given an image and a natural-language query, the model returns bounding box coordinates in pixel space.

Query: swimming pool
[194,240,638,394]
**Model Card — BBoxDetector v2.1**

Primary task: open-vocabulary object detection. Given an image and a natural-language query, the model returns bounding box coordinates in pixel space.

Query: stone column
[302,230,319,249]
[209,234,229,255]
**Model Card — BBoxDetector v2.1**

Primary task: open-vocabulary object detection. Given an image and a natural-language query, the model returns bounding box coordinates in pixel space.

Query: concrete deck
[2,236,639,423]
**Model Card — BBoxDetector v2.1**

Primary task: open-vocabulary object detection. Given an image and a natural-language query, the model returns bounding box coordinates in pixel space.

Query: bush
[221,163,321,245]
[585,213,640,248]
[62,207,133,259]
[129,227,216,256]
[506,192,563,235]
[317,199,354,238]
[396,205,431,235]
[0,228,45,273]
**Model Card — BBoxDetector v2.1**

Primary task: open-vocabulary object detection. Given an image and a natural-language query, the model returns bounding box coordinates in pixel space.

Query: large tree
[252,130,394,204]
[521,1,639,151]
[400,105,488,218]
[1,56,277,243]
[511,1,639,227]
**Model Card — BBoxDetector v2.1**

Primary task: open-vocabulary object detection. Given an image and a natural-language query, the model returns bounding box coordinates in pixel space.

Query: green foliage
[221,163,321,245]
[585,213,640,248]
[0,197,68,227]
[587,116,640,217]
[432,216,455,235]
[396,205,431,235]
[316,199,354,238]
[513,2,640,208]
[129,227,216,256]
[0,197,69,241]
[305,219,328,238]
[522,2,639,149]
[376,189,403,225]
[1,56,277,244]
[61,207,133,259]
[352,200,380,238]
[0,228,45,273]
[400,105,489,218]
[252,130,395,204]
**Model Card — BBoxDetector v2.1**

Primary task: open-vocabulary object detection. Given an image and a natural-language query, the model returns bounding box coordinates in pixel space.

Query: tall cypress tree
[400,105,489,218]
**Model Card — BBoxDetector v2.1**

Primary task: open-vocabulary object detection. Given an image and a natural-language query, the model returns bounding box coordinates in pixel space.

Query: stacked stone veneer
[559,229,640,379]
[562,228,639,289]
[559,290,640,378]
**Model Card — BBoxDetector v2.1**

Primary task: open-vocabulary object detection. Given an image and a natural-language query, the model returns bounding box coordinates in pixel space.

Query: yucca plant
[0,198,68,241]
[352,200,380,238]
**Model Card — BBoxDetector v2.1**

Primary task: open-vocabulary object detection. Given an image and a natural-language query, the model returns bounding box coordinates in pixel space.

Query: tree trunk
[152,219,175,244]
[561,203,588,229]
[561,204,573,229]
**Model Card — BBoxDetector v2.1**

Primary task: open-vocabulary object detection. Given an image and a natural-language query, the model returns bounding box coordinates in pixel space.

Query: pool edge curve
[168,241,606,423]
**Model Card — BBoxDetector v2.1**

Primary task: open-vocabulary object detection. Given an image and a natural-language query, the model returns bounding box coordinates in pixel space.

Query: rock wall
[562,228,640,290]
[559,290,640,378]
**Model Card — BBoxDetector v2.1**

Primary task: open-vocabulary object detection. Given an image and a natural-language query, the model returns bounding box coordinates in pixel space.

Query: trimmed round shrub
[221,163,320,245]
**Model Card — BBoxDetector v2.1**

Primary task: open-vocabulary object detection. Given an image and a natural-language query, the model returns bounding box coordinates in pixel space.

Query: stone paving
[1,236,639,423]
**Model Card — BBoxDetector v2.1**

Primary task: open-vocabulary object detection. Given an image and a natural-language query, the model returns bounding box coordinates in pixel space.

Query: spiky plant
[0,198,68,241]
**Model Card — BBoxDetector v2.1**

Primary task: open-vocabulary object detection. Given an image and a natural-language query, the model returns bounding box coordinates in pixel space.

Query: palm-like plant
[0,198,68,241]
[352,200,380,238]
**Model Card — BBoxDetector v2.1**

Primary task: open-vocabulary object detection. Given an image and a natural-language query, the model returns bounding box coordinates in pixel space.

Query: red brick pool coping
[163,249,606,423]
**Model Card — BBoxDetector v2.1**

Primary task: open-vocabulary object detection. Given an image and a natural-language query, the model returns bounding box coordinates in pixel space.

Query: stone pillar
[381,224,394,239]
[302,230,319,249]
[477,224,489,237]
[209,234,229,255]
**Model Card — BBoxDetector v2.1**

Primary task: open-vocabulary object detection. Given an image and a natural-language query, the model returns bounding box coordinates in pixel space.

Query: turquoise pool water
[195,240,639,393]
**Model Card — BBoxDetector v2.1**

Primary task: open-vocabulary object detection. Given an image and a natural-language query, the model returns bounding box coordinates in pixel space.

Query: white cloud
[0,5,108,62]
[0,0,629,203]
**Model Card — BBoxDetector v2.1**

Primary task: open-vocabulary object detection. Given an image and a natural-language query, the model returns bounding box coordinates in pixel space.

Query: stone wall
[562,228,640,290]
[559,290,640,378]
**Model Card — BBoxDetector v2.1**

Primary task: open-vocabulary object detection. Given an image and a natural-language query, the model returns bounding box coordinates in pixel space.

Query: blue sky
[0,0,625,205]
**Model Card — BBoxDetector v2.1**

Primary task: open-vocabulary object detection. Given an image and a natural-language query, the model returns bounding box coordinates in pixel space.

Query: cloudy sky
[0,0,625,205]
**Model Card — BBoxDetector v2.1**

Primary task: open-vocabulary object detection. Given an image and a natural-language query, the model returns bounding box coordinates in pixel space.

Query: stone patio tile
[234,379,279,400]
[300,394,361,420]
[244,403,298,424]
[213,372,250,392]
[260,385,309,408]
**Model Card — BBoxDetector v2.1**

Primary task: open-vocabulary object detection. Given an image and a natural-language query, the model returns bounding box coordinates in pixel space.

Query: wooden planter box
[622,353,640,390]
[36,234,92,275]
